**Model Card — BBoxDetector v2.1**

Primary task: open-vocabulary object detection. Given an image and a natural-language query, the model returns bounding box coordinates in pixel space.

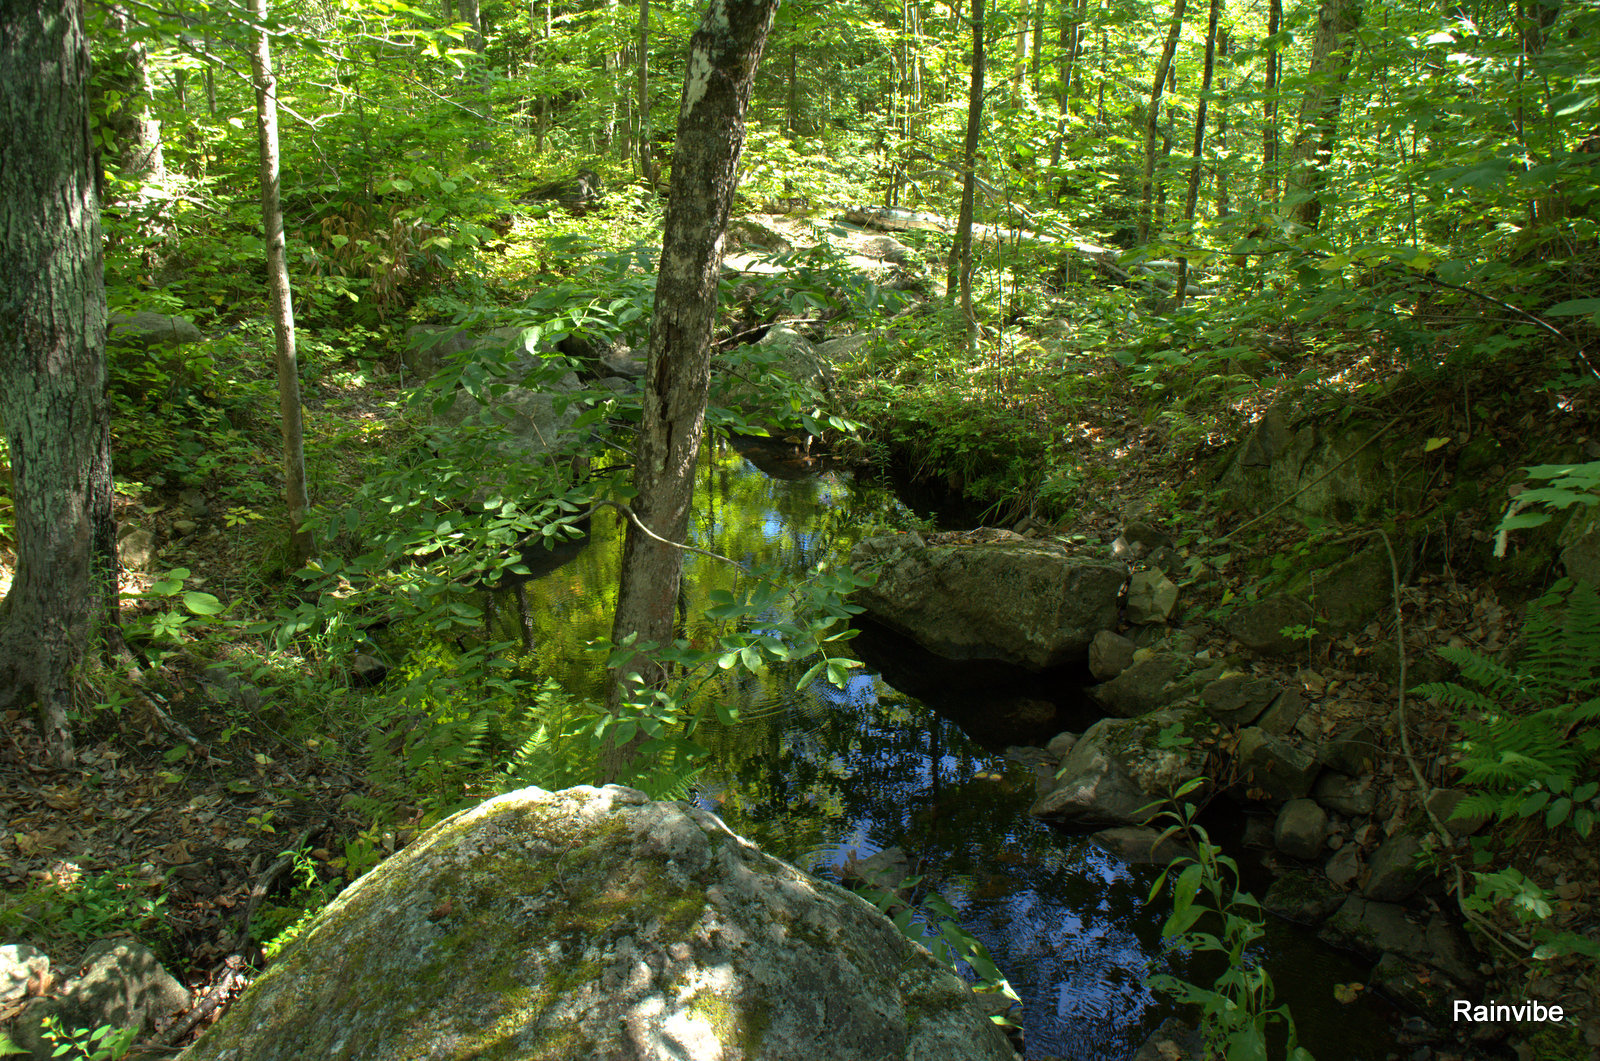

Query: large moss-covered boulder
[850,528,1125,670]
[1220,403,1420,522]
[180,785,1016,1061]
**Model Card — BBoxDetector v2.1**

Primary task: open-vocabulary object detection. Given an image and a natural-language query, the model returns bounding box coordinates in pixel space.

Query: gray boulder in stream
[1031,709,1210,826]
[179,785,1017,1061]
[849,528,1125,669]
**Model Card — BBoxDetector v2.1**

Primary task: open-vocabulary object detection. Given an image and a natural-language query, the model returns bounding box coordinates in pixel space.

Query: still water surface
[489,436,1396,1060]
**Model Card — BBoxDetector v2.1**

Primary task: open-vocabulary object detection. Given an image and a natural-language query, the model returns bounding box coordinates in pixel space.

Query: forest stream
[465,435,1399,1060]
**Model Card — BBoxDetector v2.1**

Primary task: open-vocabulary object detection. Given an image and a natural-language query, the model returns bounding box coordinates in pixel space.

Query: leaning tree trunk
[0,0,117,769]
[946,0,985,340]
[1138,0,1187,244]
[599,0,782,783]
[248,0,312,567]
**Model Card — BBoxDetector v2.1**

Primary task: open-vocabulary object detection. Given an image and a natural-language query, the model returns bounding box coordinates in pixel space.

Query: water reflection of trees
[401,434,1391,1060]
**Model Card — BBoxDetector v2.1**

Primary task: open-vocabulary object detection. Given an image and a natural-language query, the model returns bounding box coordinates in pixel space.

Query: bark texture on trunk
[102,5,167,187]
[249,0,313,567]
[600,0,781,783]
[946,0,985,334]
[0,0,115,768]
[1284,0,1360,229]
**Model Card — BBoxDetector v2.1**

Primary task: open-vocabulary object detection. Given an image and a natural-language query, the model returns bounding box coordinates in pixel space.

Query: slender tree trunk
[1095,11,1106,125]
[248,0,312,567]
[204,40,216,118]
[0,0,116,769]
[637,0,656,184]
[1284,0,1360,230]
[786,42,797,134]
[458,0,492,140]
[1261,0,1281,199]
[1176,0,1221,306]
[1030,0,1045,92]
[1139,0,1187,243]
[1049,0,1077,177]
[459,0,484,51]
[1012,0,1028,96]
[1214,31,1231,218]
[600,0,782,783]
[946,0,985,341]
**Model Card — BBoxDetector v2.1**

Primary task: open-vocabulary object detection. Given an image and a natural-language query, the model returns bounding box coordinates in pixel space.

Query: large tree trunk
[946,0,985,339]
[1138,0,1188,243]
[102,5,167,188]
[0,0,116,769]
[248,0,312,567]
[599,0,781,783]
[1283,0,1360,230]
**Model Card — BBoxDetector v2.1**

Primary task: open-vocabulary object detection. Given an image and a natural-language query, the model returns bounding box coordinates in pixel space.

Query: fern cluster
[1417,579,1600,838]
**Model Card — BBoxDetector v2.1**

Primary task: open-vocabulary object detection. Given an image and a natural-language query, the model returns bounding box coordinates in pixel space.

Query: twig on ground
[1375,529,1532,963]
[232,827,317,955]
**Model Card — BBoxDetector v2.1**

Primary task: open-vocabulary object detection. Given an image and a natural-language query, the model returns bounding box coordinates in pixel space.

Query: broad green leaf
[182,591,223,615]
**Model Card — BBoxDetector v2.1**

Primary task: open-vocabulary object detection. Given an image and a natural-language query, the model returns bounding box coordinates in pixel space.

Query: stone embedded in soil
[1318,724,1381,776]
[1368,952,1462,1024]
[1242,815,1276,850]
[1198,673,1281,727]
[1320,896,1423,960]
[118,526,158,571]
[10,941,189,1060]
[1313,770,1377,816]
[1422,912,1482,987]
[1255,687,1307,736]
[1425,788,1489,837]
[1234,727,1321,801]
[1045,731,1078,760]
[1125,569,1179,624]
[1031,709,1209,827]
[1263,871,1345,925]
[1274,798,1329,860]
[1325,844,1362,887]
[1362,829,1428,902]
[1225,595,1316,656]
[1088,630,1137,681]
[1090,651,1185,718]
[0,944,48,1005]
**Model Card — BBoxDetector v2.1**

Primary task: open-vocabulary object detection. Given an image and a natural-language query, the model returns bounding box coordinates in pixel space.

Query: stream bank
[472,434,1400,1060]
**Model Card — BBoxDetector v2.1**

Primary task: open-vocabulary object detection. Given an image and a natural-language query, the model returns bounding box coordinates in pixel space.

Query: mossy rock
[179,786,1016,1061]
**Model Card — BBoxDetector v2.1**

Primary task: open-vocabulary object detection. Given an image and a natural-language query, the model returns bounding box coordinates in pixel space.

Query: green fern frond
[1434,646,1523,698]
[1431,581,1600,838]
[1415,680,1503,716]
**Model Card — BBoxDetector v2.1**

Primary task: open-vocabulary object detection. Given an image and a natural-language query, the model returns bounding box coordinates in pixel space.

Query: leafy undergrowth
[833,266,1600,1053]
[3,198,1599,1057]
